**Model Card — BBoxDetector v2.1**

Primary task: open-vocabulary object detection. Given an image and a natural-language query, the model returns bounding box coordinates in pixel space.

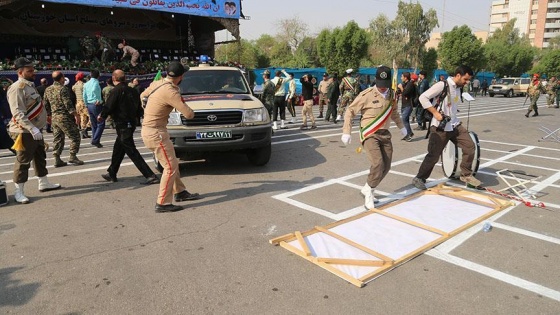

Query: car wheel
[507,90,514,98]
[247,144,271,166]
[489,93,494,97]
[153,153,164,173]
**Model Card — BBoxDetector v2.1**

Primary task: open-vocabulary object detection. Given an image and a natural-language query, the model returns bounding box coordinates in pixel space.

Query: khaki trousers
[301,99,315,126]
[10,132,48,183]
[142,127,186,205]
[363,130,393,188]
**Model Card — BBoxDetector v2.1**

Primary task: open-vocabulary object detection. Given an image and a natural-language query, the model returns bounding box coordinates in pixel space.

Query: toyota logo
[207,115,218,122]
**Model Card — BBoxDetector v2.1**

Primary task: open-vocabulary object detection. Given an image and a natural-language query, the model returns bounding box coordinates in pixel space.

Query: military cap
[75,72,85,81]
[323,73,329,77]
[263,69,271,75]
[167,61,187,78]
[375,66,392,88]
[14,57,33,69]
[345,69,353,74]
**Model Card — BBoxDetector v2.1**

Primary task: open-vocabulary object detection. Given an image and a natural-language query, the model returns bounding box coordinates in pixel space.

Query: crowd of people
[2,57,200,212]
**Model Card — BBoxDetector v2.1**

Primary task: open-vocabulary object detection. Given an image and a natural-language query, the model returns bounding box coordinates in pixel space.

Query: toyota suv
[488,77,530,97]
[153,65,272,170]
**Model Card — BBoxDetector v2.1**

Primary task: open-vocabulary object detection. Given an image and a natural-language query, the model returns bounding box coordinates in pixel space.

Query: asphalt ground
[1,94,559,314]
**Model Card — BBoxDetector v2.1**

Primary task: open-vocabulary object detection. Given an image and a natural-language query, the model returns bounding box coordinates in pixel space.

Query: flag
[11,134,24,151]
[392,59,398,91]
[153,70,162,81]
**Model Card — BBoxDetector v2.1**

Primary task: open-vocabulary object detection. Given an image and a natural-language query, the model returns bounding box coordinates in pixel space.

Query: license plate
[196,130,232,139]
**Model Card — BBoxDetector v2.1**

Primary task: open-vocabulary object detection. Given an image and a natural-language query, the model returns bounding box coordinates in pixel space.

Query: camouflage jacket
[43,81,75,116]
[527,80,545,97]
[72,81,84,103]
[261,80,275,106]
[98,36,113,50]
[102,85,114,103]
[546,80,557,94]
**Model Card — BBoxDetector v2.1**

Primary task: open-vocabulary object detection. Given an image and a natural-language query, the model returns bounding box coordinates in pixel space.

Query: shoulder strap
[433,80,449,111]
[274,78,283,93]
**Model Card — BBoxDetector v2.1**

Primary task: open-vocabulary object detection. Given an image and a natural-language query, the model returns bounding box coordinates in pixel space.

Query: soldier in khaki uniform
[317,73,331,119]
[7,57,61,204]
[72,72,90,139]
[341,66,407,209]
[118,43,140,67]
[141,61,200,213]
[43,71,84,167]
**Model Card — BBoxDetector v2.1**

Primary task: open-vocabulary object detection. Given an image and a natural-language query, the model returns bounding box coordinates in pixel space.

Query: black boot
[532,110,539,117]
[525,110,531,118]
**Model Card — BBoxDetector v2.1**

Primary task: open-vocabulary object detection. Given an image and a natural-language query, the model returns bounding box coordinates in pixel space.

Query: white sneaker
[38,176,61,192]
[280,120,286,129]
[14,183,30,204]
[336,115,342,121]
[361,183,378,203]
[272,121,278,130]
[290,117,296,124]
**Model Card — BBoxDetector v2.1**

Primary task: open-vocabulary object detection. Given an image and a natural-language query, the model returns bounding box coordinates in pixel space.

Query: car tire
[489,93,494,97]
[507,90,513,98]
[247,144,271,166]
[153,153,164,173]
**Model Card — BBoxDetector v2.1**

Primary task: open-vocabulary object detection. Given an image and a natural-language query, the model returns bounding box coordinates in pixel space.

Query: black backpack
[423,80,449,123]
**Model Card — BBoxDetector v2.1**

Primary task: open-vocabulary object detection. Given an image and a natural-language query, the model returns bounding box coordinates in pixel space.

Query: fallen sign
[270,185,511,287]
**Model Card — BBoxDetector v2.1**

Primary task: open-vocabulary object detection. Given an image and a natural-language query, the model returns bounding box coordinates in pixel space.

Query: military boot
[53,154,68,168]
[14,183,30,204]
[68,154,84,165]
[38,176,61,192]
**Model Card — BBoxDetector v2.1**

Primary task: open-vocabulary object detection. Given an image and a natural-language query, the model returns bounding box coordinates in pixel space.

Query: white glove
[400,128,408,137]
[341,134,351,145]
[30,127,43,140]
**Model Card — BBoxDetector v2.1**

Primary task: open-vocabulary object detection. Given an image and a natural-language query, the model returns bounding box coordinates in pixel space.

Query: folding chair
[538,126,560,143]
[496,169,541,199]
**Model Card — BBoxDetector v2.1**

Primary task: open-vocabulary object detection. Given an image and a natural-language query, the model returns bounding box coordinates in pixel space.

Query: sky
[216,0,493,41]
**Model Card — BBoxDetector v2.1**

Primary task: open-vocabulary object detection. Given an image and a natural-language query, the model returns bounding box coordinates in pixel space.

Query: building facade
[490,0,560,48]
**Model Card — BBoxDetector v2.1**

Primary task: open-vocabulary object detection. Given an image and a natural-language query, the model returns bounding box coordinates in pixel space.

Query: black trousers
[272,96,286,121]
[107,125,154,178]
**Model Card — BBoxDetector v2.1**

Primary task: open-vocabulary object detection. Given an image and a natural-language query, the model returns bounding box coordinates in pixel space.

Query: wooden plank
[438,191,495,208]
[316,257,385,267]
[269,232,296,245]
[314,226,394,264]
[295,231,311,256]
[370,209,448,236]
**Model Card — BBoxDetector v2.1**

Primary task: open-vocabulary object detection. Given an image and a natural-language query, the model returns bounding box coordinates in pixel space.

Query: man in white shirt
[412,65,481,190]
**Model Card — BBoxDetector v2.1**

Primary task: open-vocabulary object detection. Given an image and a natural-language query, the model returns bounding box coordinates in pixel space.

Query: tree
[420,47,438,80]
[394,1,439,69]
[214,39,260,68]
[368,14,406,67]
[438,25,486,73]
[531,49,560,77]
[483,19,535,77]
[290,36,320,68]
[317,21,369,76]
[276,16,308,53]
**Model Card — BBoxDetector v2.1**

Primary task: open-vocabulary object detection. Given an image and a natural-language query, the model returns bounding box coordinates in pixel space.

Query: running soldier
[337,69,359,121]
[525,74,546,118]
[43,71,84,167]
[260,70,274,118]
[317,73,331,119]
[72,72,90,139]
[96,32,114,64]
[546,76,557,108]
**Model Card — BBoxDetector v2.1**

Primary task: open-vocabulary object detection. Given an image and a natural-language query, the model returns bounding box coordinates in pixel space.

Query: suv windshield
[497,78,515,85]
[179,69,249,95]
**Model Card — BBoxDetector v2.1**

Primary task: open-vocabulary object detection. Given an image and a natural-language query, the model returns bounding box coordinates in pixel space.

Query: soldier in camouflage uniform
[96,32,114,64]
[43,71,84,167]
[102,78,115,128]
[545,76,557,108]
[72,72,90,139]
[337,68,359,121]
[525,73,546,118]
[261,70,274,118]
[80,35,96,62]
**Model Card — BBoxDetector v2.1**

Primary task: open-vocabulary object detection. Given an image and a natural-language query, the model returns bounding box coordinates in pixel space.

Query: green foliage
[420,47,438,80]
[214,39,263,68]
[483,19,535,77]
[368,14,406,66]
[316,21,368,75]
[531,49,560,77]
[394,1,438,69]
[438,25,486,73]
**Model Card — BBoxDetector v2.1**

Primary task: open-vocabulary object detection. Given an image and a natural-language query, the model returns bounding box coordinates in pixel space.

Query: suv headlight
[243,108,267,123]
[168,112,182,126]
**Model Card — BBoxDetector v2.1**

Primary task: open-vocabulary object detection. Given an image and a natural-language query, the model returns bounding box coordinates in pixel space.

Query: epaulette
[359,87,375,96]
[18,82,25,89]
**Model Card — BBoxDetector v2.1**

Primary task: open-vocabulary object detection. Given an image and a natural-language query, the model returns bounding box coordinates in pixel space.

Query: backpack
[423,80,449,123]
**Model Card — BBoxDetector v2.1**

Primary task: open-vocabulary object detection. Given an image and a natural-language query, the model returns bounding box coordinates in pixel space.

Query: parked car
[488,77,530,97]
[153,65,272,170]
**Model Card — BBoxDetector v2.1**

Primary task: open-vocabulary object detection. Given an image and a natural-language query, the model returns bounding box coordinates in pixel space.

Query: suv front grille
[181,110,243,126]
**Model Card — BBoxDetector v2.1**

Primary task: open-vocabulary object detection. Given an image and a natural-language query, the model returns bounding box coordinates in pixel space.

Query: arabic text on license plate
[196,130,232,139]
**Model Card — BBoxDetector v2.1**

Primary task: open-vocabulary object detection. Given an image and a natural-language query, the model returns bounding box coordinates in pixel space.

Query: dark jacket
[401,80,416,108]
[327,79,340,102]
[300,78,314,101]
[100,82,142,124]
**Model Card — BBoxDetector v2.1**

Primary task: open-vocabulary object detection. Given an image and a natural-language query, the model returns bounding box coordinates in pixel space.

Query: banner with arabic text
[42,0,240,19]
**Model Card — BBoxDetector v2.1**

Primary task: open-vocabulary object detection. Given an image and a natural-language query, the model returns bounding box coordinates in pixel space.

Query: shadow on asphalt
[0,266,40,307]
